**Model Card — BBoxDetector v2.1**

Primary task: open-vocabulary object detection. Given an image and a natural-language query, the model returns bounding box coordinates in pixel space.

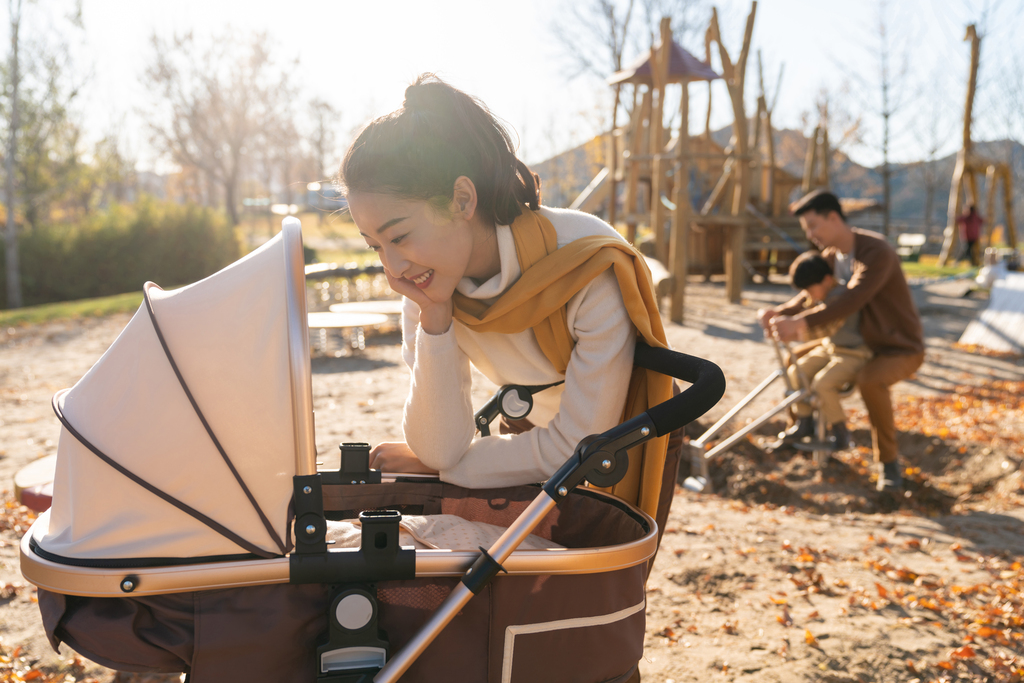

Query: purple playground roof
[608,41,720,85]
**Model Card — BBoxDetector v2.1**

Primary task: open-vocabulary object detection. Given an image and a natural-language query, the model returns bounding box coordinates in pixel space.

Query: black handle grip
[633,341,726,437]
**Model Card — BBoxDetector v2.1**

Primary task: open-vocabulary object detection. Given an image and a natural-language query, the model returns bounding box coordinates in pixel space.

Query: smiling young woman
[337,74,675,509]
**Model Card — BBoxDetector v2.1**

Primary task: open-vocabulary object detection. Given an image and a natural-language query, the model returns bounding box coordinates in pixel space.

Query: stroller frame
[21,218,726,683]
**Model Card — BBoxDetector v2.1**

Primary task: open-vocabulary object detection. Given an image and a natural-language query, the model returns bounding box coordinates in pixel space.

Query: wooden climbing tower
[582,1,805,320]
[605,17,719,321]
[939,24,1017,264]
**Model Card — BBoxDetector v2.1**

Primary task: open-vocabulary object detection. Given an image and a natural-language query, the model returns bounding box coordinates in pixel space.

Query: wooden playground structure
[569,6,1019,322]
[939,24,1018,264]
[571,1,809,322]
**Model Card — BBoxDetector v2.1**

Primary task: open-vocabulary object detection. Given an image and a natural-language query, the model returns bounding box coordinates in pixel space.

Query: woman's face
[348,191,475,304]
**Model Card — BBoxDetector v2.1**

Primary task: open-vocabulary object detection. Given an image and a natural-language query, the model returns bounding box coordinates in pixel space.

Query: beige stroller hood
[40,219,312,562]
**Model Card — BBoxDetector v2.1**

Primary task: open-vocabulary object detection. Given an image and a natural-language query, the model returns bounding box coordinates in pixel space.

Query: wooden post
[751,96,765,205]
[710,1,757,303]
[819,125,830,189]
[764,101,777,216]
[940,24,980,264]
[985,164,997,250]
[608,82,623,229]
[650,18,672,263]
[943,152,967,263]
[670,79,691,323]
[801,125,819,193]
[624,88,652,244]
[966,170,980,209]
[1002,165,1018,248]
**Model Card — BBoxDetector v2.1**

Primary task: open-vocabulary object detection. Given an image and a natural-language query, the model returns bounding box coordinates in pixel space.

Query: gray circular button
[335,593,374,631]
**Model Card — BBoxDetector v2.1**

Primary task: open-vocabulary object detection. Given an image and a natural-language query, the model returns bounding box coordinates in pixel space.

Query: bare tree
[3,0,83,308]
[876,1,907,235]
[637,0,708,53]
[910,71,953,233]
[800,84,863,186]
[837,0,915,237]
[4,0,23,308]
[144,31,296,226]
[552,0,636,81]
[308,98,340,182]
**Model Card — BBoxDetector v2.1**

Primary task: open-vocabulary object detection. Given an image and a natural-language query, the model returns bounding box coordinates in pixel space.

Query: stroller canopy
[40,223,312,561]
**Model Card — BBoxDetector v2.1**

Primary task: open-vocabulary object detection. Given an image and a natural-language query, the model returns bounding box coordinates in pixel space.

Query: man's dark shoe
[780,417,815,442]
[829,422,851,450]
[876,461,903,492]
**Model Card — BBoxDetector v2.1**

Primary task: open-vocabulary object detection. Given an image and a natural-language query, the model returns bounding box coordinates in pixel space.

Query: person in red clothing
[758,190,925,493]
[955,205,983,266]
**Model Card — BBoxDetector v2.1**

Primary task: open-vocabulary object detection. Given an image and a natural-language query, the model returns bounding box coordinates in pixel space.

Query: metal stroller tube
[375,343,724,683]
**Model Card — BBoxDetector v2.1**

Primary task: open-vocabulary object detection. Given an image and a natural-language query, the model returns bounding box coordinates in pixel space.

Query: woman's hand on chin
[384,270,452,335]
[370,441,439,475]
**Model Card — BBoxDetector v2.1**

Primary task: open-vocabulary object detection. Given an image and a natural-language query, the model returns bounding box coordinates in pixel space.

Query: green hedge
[0,198,241,308]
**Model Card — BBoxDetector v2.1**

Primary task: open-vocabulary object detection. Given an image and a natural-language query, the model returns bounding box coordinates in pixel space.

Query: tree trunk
[225,173,240,226]
[4,0,22,309]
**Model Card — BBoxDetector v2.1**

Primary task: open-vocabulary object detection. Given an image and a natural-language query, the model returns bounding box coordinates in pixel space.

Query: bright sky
[62,0,1024,174]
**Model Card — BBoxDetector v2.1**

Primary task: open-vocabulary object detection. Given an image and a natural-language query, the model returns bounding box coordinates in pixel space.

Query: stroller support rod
[692,369,784,448]
[374,493,559,683]
[701,389,809,461]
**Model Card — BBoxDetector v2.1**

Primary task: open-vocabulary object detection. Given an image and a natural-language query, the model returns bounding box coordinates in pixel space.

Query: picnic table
[328,300,405,316]
[308,311,391,356]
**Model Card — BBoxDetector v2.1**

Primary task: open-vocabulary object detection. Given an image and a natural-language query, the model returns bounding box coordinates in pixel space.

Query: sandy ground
[2,276,1023,682]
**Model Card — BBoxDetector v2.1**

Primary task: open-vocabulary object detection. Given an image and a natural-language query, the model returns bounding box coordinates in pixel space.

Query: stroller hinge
[543,413,657,498]
[294,474,329,555]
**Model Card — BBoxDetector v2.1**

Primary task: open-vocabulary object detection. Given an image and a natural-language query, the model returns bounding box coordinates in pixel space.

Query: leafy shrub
[0,197,240,308]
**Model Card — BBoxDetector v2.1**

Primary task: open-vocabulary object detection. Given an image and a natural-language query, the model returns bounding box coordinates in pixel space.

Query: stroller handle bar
[634,341,726,437]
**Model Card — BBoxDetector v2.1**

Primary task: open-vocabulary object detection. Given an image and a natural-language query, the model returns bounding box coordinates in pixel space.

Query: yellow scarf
[453,208,673,518]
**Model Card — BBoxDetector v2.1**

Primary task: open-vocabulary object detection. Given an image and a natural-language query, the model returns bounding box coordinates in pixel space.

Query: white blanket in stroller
[327,514,564,551]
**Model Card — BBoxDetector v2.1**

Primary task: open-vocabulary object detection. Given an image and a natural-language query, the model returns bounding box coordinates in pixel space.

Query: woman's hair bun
[403,73,445,112]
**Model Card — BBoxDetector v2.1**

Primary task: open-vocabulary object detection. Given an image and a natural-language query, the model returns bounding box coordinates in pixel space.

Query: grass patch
[0,290,144,327]
[901,255,975,280]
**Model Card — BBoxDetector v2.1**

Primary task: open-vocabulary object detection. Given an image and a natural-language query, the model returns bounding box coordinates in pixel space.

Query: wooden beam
[985,164,997,250]
[940,151,967,264]
[624,88,652,244]
[607,82,623,228]
[940,24,980,264]
[1002,164,1017,249]
[670,79,691,323]
[710,1,757,302]
[650,17,673,263]
[802,125,818,193]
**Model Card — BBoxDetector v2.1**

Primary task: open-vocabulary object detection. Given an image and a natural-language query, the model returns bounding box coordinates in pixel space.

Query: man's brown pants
[856,351,925,464]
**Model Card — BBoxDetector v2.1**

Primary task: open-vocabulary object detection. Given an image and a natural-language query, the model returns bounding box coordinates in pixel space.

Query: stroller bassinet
[20,218,724,683]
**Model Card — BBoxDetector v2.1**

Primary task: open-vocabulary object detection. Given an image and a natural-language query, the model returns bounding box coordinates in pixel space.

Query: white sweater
[400,206,637,488]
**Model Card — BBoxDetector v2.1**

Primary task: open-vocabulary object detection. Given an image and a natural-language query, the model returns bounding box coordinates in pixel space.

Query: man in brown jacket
[759,190,925,493]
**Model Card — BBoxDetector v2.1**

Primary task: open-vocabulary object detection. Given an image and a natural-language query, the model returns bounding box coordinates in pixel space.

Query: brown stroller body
[20,219,724,683]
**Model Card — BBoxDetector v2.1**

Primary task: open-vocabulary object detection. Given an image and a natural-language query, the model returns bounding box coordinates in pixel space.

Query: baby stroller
[19,218,725,683]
